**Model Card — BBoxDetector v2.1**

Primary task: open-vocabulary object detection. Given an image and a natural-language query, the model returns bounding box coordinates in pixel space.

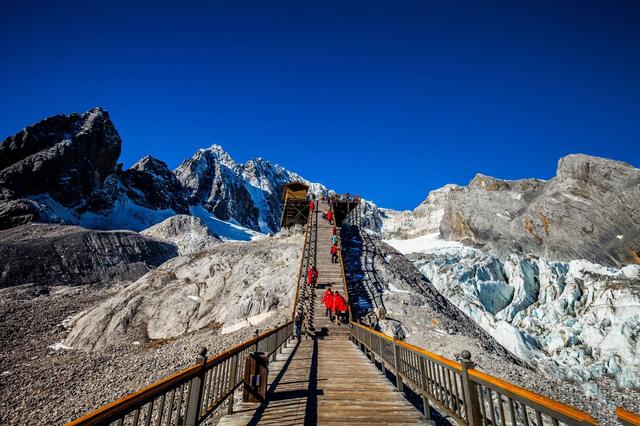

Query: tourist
[322,287,333,317]
[294,307,305,339]
[330,244,339,264]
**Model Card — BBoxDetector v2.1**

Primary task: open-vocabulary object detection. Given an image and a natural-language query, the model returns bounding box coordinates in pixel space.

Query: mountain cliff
[0,108,324,236]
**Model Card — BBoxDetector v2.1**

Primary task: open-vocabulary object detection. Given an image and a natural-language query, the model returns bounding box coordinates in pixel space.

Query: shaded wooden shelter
[280,182,310,228]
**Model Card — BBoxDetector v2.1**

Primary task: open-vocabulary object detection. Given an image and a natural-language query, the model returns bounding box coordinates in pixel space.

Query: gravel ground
[0,284,290,426]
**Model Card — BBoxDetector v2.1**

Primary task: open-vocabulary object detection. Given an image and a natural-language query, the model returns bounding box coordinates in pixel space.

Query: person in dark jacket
[294,307,305,339]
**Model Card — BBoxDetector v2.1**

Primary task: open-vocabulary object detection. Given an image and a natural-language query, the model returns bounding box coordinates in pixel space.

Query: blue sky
[1,0,638,210]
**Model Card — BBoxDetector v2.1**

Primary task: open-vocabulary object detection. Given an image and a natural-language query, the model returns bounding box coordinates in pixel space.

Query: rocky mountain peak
[0,106,121,208]
[556,153,640,189]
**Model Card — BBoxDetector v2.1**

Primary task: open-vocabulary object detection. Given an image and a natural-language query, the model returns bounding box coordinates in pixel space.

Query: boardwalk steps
[218,201,427,425]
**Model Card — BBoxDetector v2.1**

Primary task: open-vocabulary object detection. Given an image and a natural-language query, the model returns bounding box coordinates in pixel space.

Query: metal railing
[350,321,598,426]
[67,322,293,426]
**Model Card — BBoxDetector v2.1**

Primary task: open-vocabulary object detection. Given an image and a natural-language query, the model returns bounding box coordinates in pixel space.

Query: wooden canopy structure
[280,182,310,228]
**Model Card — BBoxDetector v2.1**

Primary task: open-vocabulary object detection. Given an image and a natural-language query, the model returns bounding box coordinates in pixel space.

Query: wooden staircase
[218,202,427,425]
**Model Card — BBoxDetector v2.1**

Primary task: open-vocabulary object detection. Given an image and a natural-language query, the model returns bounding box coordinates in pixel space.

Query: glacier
[387,233,640,389]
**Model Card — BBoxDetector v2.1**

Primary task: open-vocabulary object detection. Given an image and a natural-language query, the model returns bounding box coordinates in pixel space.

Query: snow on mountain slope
[386,233,640,390]
[189,205,264,242]
[175,144,326,234]
[380,184,459,239]
[140,215,221,255]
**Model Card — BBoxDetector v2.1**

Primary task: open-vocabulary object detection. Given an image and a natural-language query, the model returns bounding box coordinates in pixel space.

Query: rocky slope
[0,224,177,288]
[377,154,640,397]
[441,155,640,267]
[140,215,221,255]
[379,155,639,267]
[64,233,302,350]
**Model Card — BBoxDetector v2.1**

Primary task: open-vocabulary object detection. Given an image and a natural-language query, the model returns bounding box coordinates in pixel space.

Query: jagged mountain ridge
[0,108,325,235]
[378,154,640,267]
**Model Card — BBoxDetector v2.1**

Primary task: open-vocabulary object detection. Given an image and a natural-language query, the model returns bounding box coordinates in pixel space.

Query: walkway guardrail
[617,407,640,426]
[67,322,293,426]
[350,321,599,426]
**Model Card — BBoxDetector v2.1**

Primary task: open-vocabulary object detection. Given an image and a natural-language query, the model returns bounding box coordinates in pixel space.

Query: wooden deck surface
[218,202,426,425]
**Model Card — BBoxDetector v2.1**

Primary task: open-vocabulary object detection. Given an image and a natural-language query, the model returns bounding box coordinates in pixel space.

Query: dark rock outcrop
[0,108,121,206]
[440,154,640,266]
[0,223,178,288]
[120,156,189,213]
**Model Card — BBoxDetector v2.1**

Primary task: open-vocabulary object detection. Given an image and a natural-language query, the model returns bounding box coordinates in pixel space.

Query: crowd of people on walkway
[294,190,350,339]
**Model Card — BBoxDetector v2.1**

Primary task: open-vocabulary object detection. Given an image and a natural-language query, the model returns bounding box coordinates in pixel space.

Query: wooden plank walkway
[218,202,427,425]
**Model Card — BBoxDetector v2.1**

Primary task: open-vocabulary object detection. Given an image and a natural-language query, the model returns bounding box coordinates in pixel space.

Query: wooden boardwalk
[218,202,427,425]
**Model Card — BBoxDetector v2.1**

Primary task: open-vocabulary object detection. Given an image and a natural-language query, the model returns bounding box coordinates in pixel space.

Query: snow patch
[384,233,464,255]
[221,311,274,334]
[49,341,73,351]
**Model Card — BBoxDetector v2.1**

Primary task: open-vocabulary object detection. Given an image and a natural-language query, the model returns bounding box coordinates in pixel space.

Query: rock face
[0,108,121,207]
[0,224,177,288]
[380,184,459,239]
[64,234,302,349]
[175,145,324,233]
[0,109,325,236]
[140,215,220,255]
[119,156,189,213]
[441,155,640,266]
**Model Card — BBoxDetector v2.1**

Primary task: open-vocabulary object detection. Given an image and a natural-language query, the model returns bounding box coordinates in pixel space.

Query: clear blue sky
[1,1,638,210]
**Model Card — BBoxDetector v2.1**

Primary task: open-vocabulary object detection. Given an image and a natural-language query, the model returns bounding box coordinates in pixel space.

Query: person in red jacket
[327,209,332,223]
[330,244,339,264]
[322,287,333,317]
[309,198,315,213]
[307,266,313,286]
[331,291,348,324]
[311,266,318,287]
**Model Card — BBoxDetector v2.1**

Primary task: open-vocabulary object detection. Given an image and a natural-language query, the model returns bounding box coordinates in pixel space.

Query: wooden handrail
[291,210,311,319]
[617,407,640,426]
[205,321,292,368]
[67,364,201,425]
[67,321,293,425]
[469,368,597,424]
[331,201,352,319]
[349,321,599,426]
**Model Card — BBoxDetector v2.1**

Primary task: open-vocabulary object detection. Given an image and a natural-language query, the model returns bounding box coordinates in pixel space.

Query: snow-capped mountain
[0,108,325,238]
[175,144,324,234]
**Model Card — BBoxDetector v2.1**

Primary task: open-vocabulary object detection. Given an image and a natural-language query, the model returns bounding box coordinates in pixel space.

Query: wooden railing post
[368,329,376,364]
[418,356,431,420]
[227,354,238,415]
[460,350,482,426]
[185,347,207,426]
[393,341,404,393]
